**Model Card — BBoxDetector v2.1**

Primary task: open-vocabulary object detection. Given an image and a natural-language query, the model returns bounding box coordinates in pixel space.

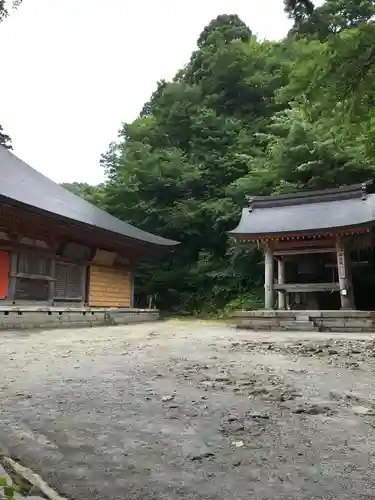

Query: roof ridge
[246,181,373,210]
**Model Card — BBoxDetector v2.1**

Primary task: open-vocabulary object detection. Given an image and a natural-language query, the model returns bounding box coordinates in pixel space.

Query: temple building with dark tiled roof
[229,182,375,314]
[0,146,178,328]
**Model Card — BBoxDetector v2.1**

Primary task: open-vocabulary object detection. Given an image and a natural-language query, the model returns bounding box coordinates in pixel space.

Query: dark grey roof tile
[0,146,178,246]
[230,192,375,237]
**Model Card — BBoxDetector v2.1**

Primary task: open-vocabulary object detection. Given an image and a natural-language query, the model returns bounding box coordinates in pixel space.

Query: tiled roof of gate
[229,182,375,238]
[0,146,178,246]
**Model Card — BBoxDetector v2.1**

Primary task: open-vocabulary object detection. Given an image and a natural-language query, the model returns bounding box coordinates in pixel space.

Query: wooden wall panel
[89,265,131,307]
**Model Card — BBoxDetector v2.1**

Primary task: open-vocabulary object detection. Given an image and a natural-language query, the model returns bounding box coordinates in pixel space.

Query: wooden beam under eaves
[273,247,336,257]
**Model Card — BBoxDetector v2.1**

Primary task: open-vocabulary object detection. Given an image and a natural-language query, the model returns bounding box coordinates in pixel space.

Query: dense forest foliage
[32,1,375,312]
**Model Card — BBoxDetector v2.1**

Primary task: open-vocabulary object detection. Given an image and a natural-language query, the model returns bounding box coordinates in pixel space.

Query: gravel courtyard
[1,320,375,499]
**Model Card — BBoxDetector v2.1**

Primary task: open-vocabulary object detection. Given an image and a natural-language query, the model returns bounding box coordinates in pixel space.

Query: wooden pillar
[277,258,285,310]
[80,264,87,306]
[336,236,354,309]
[348,263,356,309]
[48,258,56,304]
[7,252,18,303]
[264,244,274,309]
[131,270,135,308]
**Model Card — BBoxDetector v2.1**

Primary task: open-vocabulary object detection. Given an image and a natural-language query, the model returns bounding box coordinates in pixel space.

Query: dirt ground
[1,320,375,500]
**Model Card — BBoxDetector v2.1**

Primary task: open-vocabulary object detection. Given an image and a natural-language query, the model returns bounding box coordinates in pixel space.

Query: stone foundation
[233,310,375,332]
[0,307,159,330]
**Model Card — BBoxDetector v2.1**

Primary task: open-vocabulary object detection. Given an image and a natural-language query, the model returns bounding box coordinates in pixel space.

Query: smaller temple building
[229,182,375,331]
[0,146,178,329]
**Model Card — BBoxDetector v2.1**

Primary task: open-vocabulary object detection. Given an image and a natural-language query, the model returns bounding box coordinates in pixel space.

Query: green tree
[0,0,23,21]
[98,4,375,314]
[284,0,315,21]
[1,0,23,148]
[101,15,286,312]
[0,125,12,149]
[231,102,374,199]
[280,21,375,120]
[61,182,105,206]
[288,0,375,40]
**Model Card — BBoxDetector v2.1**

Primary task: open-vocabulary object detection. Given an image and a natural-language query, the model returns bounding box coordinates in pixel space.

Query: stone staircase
[233,310,375,332]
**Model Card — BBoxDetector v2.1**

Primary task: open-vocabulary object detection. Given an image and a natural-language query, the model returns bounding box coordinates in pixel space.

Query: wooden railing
[273,282,340,293]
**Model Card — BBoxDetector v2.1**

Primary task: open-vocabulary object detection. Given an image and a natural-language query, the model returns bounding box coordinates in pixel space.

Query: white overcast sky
[0,0,293,184]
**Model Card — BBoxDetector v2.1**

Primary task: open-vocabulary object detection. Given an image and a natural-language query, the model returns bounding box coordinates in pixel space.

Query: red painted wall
[0,251,9,298]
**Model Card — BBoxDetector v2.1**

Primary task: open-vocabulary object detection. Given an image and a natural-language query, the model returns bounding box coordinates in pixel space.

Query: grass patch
[0,456,46,499]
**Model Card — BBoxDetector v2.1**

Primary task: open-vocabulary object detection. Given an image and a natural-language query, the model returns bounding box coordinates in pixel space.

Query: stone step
[296,314,311,322]
[281,321,317,331]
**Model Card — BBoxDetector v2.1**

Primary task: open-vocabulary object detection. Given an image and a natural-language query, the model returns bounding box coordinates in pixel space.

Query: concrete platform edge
[0,308,159,330]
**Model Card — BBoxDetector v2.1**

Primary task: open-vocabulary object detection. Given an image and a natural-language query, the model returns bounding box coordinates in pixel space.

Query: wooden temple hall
[0,146,178,329]
[229,182,375,314]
